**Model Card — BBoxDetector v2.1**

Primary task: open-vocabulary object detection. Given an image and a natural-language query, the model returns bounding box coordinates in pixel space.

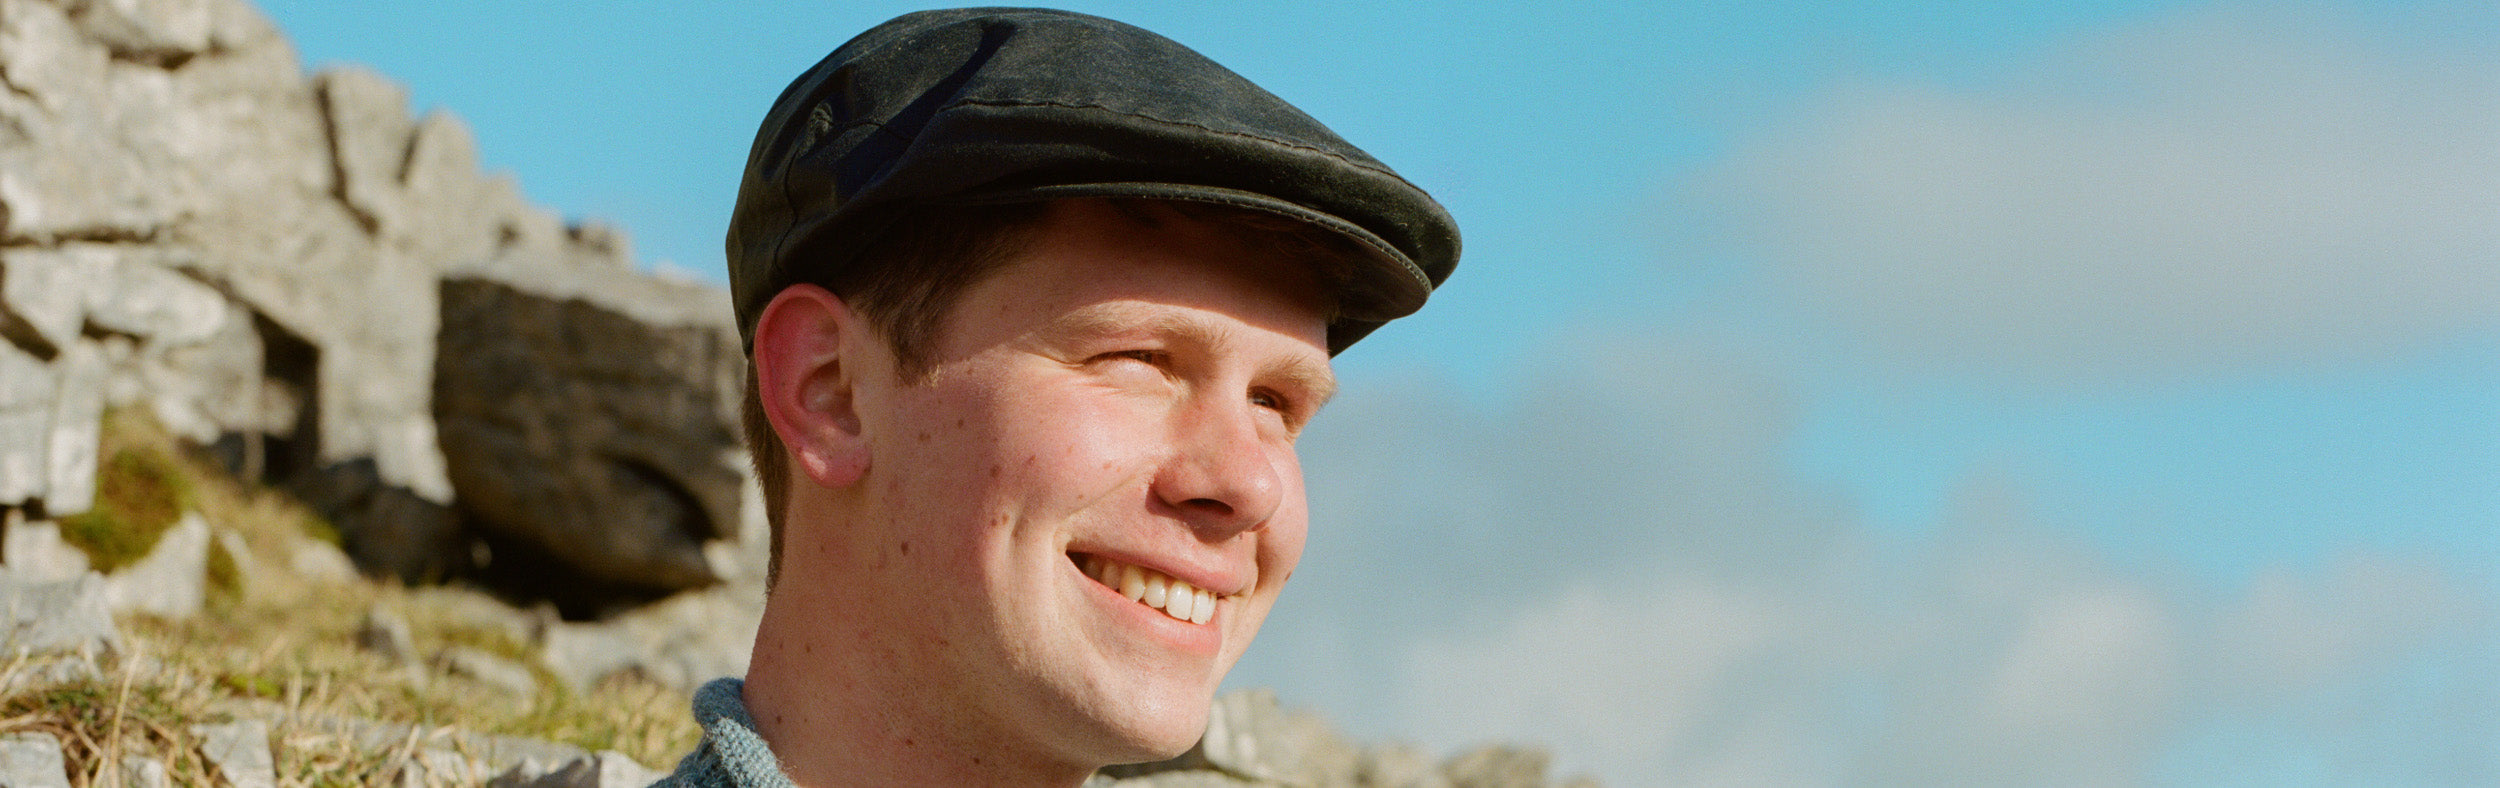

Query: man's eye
[1248,389,1288,412]
[1098,349,1163,365]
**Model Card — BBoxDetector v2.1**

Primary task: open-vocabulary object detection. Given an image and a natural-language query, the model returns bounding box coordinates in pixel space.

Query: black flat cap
[727,7,1461,354]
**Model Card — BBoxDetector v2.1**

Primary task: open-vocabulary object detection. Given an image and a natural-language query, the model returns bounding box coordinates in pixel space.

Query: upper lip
[1070,546,1249,598]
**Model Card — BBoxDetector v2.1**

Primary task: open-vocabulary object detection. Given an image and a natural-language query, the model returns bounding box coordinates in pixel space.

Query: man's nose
[1151,398,1284,539]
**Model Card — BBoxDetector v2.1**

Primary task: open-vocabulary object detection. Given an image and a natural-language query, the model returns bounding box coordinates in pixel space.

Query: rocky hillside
[0,0,1597,785]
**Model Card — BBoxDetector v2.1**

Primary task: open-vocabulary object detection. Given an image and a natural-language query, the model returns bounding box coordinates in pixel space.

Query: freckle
[955,417,965,428]
[988,465,1000,478]
[903,737,915,748]
[916,431,930,443]
[803,643,812,655]
[899,540,911,555]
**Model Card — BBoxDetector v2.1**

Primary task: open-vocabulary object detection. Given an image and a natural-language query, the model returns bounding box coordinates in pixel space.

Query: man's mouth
[1074,554,1221,625]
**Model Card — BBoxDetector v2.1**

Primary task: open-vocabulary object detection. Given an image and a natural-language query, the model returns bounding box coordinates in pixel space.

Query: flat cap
[727,7,1461,353]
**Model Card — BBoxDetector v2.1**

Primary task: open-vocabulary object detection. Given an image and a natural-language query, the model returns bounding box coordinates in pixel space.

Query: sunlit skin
[743,199,1336,787]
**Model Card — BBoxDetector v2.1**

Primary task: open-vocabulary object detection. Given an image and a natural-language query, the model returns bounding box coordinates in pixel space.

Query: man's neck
[742,579,1100,788]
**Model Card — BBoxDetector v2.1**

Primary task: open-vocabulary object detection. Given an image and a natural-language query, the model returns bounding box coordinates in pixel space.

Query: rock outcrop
[0,0,754,599]
[435,277,745,598]
[0,0,1599,785]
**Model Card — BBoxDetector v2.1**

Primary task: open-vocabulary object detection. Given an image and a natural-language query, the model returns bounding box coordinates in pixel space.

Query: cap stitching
[947,98,1411,182]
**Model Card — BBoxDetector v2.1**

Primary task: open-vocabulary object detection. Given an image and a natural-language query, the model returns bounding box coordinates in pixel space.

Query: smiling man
[657,8,1458,787]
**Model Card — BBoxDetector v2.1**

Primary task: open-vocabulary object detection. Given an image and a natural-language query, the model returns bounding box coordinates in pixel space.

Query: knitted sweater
[649,678,795,788]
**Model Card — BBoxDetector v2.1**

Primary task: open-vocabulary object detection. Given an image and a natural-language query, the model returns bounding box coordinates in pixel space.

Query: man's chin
[1072,688,1215,767]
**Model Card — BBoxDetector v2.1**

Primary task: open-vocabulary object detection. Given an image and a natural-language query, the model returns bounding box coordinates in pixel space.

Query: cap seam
[947,97,1412,183]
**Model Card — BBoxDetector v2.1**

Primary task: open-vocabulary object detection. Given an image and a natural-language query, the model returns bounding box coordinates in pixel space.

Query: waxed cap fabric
[727,7,1460,354]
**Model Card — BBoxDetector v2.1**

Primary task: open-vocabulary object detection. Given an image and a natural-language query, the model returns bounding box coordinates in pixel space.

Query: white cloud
[1685,3,2499,381]
[1248,13,2500,778]
[1399,577,1793,784]
[1241,312,2499,787]
[1392,481,2494,787]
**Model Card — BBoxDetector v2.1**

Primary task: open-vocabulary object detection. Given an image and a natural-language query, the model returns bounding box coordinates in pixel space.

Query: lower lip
[1075,561,1221,657]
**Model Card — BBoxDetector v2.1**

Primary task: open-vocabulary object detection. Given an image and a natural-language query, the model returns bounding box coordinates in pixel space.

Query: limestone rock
[313,67,412,237]
[406,584,541,646]
[218,698,587,777]
[487,758,556,788]
[1094,772,1261,788]
[82,253,230,347]
[138,291,272,446]
[112,755,172,788]
[439,645,538,696]
[356,603,417,663]
[1195,688,1301,781]
[536,619,644,693]
[103,510,209,617]
[0,0,189,240]
[0,568,118,656]
[1360,743,1454,788]
[0,0,765,611]
[1184,688,1357,786]
[285,535,358,584]
[1100,691,1582,788]
[1441,745,1551,788]
[538,585,756,692]
[0,345,54,506]
[395,111,501,269]
[494,750,659,788]
[42,342,106,516]
[0,732,70,788]
[3,655,102,689]
[193,719,278,788]
[2,515,90,582]
[434,277,743,593]
[387,747,482,788]
[0,244,110,358]
[66,0,213,62]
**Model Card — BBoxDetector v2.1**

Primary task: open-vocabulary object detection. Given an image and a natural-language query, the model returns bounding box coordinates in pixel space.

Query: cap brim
[942,182,1434,348]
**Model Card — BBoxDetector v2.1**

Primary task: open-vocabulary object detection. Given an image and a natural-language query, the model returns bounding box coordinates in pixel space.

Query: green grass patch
[55,443,196,573]
[204,537,242,601]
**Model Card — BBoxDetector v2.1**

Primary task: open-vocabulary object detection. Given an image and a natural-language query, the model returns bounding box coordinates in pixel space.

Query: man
[658,9,1458,786]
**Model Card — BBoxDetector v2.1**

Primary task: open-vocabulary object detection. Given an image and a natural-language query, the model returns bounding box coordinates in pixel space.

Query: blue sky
[256,1,2496,784]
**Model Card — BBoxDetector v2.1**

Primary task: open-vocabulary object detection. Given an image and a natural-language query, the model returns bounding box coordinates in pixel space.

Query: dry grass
[0,411,699,785]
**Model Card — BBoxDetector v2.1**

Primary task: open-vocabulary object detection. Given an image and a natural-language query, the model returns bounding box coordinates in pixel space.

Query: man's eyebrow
[1038,302,1195,343]
[1042,303,1337,405]
[1269,358,1337,409]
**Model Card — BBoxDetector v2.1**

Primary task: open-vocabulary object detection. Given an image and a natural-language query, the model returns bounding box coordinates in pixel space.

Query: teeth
[1167,586,1197,623]
[1084,555,1223,624]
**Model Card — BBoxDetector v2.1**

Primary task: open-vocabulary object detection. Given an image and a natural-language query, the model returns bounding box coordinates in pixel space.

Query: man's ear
[753,284,873,489]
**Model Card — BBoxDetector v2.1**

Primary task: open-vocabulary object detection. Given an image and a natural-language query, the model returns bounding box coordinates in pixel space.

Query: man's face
[837,199,1334,765]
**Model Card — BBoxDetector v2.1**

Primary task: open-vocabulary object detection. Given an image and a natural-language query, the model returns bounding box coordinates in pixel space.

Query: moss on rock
[55,443,196,573]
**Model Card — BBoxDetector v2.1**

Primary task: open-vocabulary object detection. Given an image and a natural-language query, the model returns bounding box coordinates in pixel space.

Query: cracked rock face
[0,0,755,605]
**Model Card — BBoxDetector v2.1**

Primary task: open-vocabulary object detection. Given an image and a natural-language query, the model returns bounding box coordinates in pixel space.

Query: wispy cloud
[1243,5,2497,786]
[1684,3,2498,382]
[1375,438,2494,785]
